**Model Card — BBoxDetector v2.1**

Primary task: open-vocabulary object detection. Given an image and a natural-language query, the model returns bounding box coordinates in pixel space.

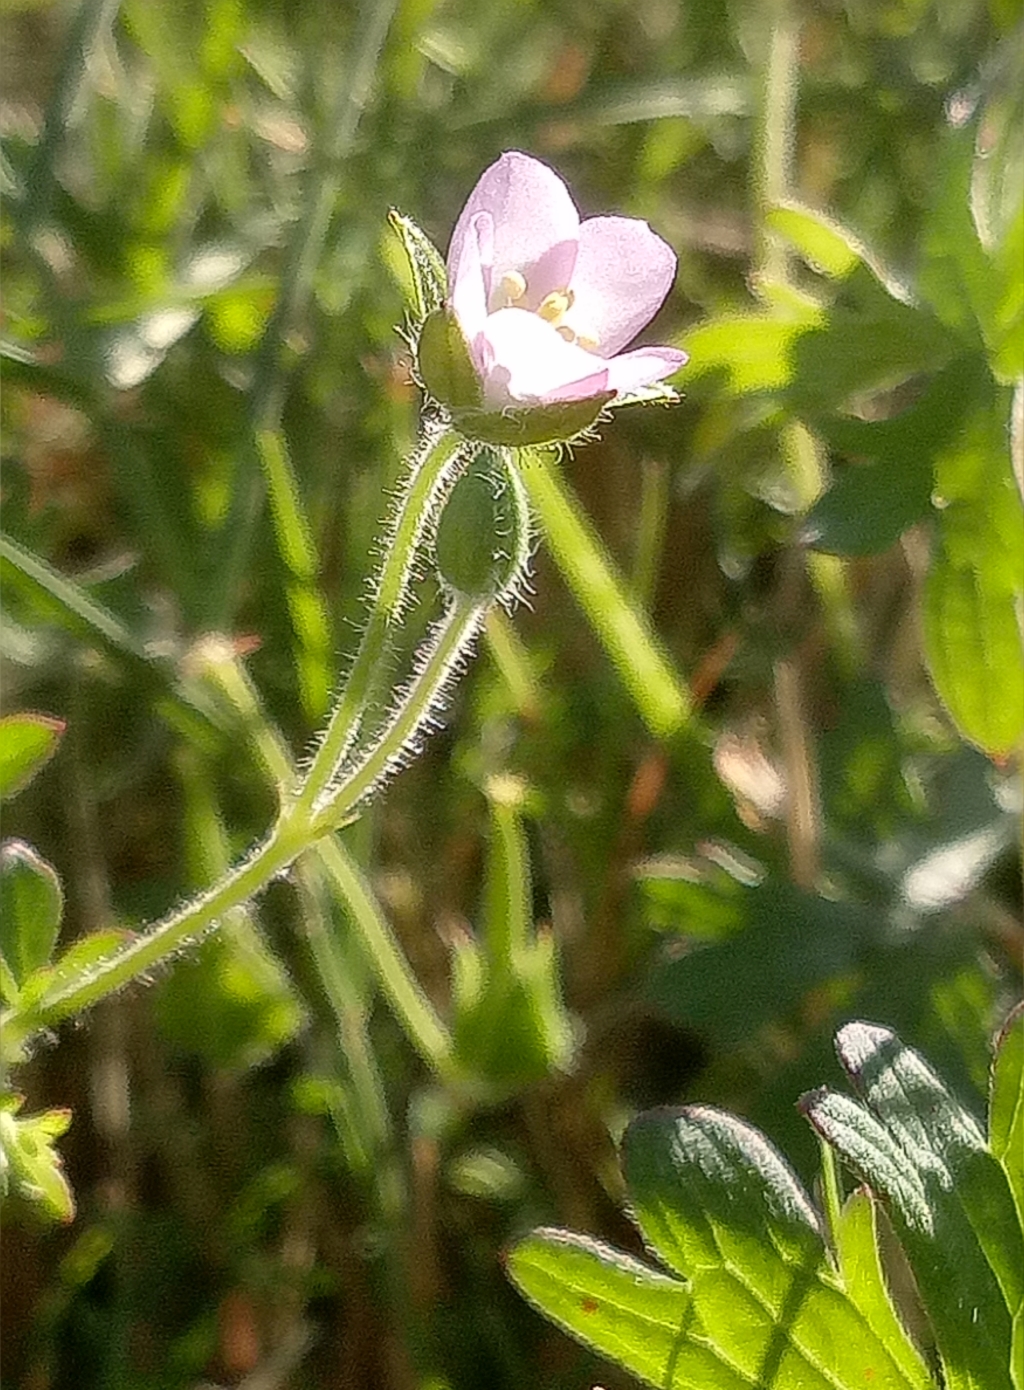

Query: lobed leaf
[802,1022,1020,1390]
[0,1100,75,1223]
[624,1106,923,1389]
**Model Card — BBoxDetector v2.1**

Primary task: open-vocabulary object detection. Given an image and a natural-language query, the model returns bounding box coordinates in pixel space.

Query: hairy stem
[296,423,468,815]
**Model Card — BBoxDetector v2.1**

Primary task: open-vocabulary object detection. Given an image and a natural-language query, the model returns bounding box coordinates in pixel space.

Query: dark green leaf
[804,356,988,555]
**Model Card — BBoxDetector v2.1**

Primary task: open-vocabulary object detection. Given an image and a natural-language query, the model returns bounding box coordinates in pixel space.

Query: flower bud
[434,446,529,599]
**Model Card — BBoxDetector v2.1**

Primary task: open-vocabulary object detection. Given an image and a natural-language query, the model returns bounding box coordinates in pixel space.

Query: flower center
[489,274,599,352]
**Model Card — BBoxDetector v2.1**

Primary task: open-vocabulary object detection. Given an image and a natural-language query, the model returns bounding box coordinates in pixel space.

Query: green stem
[314,835,453,1073]
[296,424,467,816]
[311,593,487,830]
[296,862,392,1161]
[756,0,800,284]
[1,817,306,1056]
[2,578,482,1067]
[517,447,690,738]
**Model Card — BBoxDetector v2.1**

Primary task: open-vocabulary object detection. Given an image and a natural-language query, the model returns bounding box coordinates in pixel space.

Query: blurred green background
[1,0,1021,1386]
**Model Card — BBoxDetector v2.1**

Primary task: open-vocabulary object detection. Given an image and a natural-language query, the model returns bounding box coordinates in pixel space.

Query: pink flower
[446,152,687,410]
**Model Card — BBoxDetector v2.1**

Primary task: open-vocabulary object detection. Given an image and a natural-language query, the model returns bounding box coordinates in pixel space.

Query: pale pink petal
[448,152,579,309]
[450,211,491,342]
[602,345,687,395]
[478,308,610,406]
[564,216,678,356]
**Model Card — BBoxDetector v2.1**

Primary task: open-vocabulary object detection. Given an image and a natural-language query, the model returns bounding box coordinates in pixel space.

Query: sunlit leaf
[0,840,63,995]
[802,1022,1020,1390]
[0,712,65,800]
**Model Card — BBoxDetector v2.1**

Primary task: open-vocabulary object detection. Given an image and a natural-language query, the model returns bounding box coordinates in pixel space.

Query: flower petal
[478,308,610,406]
[448,152,579,308]
[565,216,678,356]
[450,211,491,343]
[603,345,688,395]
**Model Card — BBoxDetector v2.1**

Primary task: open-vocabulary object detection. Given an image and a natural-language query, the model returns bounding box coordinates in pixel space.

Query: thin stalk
[1,817,307,1056]
[296,863,391,1161]
[483,788,532,969]
[311,593,487,830]
[755,0,800,284]
[26,0,122,228]
[314,834,453,1074]
[296,424,467,816]
[518,447,690,738]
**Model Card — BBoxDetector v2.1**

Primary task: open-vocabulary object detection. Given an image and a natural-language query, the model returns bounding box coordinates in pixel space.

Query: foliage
[0,0,1020,1386]
[508,1016,1022,1390]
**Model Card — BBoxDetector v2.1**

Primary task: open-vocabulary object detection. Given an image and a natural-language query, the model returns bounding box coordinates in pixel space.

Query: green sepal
[452,395,613,447]
[387,210,448,326]
[418,306,613,445]
[418,306,484,413]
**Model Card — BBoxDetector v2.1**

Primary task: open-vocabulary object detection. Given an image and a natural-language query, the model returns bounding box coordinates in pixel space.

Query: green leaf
[803,355,988,556]
[507,1229,703,1388]
[154,921,305,1073]
[767,202,864,280]
[0,531,147,662]
[0,712,65,800]
[990,1005,1024,1390]
[923,390,1024,756]
[645,880,872,1048]
[0,1099,75,1222]
[0,840,63,994]
[623,1106,923,1389]
[919,117,997,348]
[683,305,821,397]
[802,1022,1019,1390]
[991,1003,1024,1225]
[510,1107,939,1388]
[833,1189,932,1390]
[387,209,448,325]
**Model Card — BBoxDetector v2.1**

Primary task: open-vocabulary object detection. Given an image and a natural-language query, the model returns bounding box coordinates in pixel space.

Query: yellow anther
[497,270,527,306]
[575,331,599,352]
[555,325,576,342]
[537,289,574,324]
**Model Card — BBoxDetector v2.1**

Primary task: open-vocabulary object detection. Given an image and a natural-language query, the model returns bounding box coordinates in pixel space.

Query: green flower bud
[434,447,529,599]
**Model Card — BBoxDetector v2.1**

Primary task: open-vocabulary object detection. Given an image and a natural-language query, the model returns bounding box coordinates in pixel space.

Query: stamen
[555,325,575,342]
[537,289,574,324]
[575,332,599,352]
[496,271,527,308]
